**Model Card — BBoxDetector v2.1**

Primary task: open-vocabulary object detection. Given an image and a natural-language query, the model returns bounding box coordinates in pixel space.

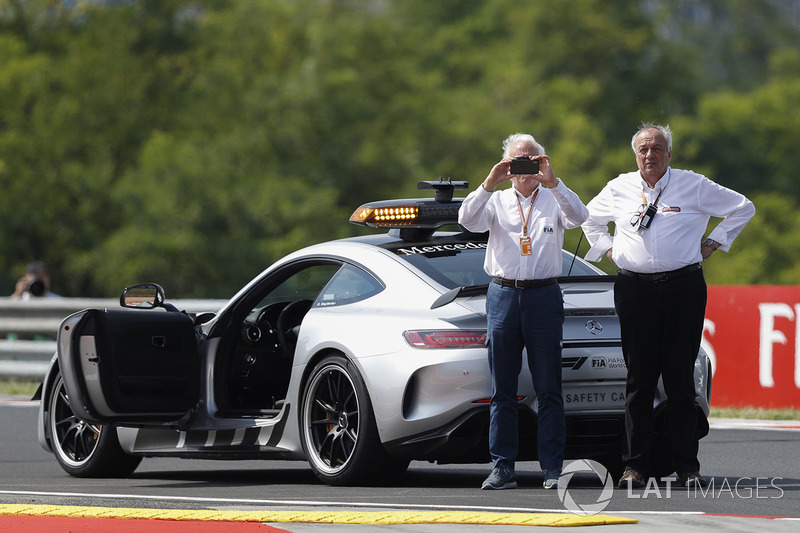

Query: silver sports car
[36,180,712,485]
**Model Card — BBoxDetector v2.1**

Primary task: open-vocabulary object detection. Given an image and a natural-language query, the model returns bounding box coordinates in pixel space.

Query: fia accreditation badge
[520,237,532,255]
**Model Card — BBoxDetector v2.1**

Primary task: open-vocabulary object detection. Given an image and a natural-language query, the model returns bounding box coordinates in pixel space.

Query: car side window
[265,263,342,305]
[315,263,384,307]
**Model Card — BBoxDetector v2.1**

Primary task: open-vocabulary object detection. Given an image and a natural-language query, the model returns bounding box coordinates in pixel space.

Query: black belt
[618,263,702,283]
[492,277,558,289]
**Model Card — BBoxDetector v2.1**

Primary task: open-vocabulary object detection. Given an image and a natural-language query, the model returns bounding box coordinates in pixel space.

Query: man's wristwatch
[703,238,719,251]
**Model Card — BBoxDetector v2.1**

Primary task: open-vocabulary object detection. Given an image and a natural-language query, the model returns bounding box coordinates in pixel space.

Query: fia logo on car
[592,356,626,369]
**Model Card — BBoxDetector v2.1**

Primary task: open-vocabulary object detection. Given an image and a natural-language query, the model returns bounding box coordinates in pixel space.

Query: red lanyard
[515,187,541,237]
[515,187,540,237]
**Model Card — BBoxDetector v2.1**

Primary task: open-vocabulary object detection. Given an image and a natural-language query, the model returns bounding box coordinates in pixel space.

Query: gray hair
[25,260,49,275]
[502,133,545,158]
[631,123,672,152]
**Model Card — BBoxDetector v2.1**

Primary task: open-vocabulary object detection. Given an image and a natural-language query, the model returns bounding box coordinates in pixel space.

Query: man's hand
[701,242,717,259]
[605,248,616,266]
[482,155,559,192]
[11,274,31,299]
[481,160,513,192]
[532,155,559,188]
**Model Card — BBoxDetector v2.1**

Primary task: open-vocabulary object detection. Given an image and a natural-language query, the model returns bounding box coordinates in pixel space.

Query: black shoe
[618,467,645,489]
[542,468,561,490]
[481,466,517,490]
[678,472,708,488]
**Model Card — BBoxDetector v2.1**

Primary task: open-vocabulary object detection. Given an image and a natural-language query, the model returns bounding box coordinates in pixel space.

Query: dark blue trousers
[486,281,566,471]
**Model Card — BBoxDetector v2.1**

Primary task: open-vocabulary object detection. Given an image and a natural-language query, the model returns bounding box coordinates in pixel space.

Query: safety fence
[4,289,799,409]
[0,297,227,380]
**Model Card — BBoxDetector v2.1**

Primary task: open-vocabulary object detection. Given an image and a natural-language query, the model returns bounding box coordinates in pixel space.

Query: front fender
[36,353,60,453]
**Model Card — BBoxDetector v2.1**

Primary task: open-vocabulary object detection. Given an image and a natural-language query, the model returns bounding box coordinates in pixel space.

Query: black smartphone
[640,204,658,229]
[509,157,539,175]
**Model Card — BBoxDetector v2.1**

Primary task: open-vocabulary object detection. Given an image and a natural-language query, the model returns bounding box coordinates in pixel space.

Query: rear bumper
[383,405,626,464]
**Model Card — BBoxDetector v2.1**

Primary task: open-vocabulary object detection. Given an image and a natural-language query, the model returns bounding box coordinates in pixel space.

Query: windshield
[382,235,603,290]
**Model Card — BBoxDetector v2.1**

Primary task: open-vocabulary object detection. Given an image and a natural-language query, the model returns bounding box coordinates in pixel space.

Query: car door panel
[58,308,200,424]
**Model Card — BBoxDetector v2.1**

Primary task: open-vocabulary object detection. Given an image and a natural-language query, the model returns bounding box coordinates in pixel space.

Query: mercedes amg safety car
[36,179,712,485]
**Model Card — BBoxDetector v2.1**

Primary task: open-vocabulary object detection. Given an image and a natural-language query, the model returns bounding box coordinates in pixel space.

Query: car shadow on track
[125,462,555,490]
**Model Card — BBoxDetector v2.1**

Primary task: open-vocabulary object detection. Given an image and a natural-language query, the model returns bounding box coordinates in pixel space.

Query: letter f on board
[757,303,800,388]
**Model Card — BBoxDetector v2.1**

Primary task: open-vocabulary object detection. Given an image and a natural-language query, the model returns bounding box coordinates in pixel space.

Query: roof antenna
[566,231,584,276]
[417,177,469,202]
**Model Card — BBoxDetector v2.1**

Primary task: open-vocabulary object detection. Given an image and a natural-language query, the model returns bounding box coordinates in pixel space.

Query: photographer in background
[10,260,60,300]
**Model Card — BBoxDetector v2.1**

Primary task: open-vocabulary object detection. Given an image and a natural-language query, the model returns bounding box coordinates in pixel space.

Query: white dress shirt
[458,180,589,280]
[582,168,755,273]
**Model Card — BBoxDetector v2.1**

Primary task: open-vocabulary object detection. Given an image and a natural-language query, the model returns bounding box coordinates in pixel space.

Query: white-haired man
[459,133,588,490]
[581,123,755,488]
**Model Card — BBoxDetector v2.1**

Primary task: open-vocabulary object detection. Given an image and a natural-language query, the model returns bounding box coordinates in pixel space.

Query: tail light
[403,330,487,349]
[472,396,526,404]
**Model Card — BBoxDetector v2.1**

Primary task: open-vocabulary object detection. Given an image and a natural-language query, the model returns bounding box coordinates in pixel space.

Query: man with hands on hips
[581,123,755,489]
[458,133,588,490]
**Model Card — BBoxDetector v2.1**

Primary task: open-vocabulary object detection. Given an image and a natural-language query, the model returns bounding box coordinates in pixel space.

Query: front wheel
[300,355,404,485]
[48,372,141,477]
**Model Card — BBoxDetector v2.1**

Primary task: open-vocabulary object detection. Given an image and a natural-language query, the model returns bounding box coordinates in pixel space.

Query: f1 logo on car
[563,356,588,370]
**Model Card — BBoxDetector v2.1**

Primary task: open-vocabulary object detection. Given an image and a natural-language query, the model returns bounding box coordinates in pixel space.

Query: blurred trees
[0,0,798,297]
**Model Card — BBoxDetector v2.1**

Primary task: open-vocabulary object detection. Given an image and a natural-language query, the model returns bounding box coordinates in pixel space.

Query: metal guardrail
[0,297,228,380]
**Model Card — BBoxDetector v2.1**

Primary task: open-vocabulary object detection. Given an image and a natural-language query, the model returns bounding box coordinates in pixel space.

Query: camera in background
[27,278,46,297]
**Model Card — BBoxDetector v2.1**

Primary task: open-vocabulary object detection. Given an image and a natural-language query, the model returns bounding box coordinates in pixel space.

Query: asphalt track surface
[2,397,799,531]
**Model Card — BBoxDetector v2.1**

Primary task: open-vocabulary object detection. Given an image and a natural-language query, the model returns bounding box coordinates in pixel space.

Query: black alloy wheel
[300,354,405,485]
[48,372,141,477]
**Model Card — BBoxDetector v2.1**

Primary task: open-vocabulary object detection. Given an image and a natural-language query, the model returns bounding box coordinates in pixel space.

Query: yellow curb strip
[0,504,636,526]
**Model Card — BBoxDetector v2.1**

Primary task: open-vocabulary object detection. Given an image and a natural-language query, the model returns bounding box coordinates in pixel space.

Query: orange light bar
[374,206,418,221]
[350,205,419,225]
[349,206,374,223]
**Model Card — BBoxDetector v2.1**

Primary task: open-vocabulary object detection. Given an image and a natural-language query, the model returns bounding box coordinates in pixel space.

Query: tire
[300,354,405,485]
[48,372,142,478]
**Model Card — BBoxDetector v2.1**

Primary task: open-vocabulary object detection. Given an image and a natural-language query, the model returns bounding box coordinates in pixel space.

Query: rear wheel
[300,354,406,485]
[48,372,141,477]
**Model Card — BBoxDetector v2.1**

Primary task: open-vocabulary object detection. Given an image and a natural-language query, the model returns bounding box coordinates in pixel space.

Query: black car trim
[266,403,290,447]
[431,277,618,310]
[430,284,489,309]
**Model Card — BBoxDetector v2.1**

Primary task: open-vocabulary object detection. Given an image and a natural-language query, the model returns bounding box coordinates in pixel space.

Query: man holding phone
[459,132,588,490]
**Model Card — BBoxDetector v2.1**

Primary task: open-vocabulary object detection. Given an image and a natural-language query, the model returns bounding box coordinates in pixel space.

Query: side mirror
[120,284,166,309]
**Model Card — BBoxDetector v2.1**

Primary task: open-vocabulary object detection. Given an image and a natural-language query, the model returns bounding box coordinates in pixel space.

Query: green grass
[0,379,41,397]
[710,406,799,420]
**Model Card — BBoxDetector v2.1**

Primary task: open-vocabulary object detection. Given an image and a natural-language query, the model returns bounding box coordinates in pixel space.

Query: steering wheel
[276,299,313,359]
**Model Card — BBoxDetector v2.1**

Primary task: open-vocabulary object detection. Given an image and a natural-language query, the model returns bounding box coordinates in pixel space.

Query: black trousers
[614,267,707,476]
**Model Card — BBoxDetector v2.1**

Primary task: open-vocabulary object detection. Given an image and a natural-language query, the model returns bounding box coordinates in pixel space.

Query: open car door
[57,308,200,426]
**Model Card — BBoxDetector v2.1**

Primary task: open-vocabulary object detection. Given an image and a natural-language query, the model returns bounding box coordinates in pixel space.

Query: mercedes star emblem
[585,320,603,335]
